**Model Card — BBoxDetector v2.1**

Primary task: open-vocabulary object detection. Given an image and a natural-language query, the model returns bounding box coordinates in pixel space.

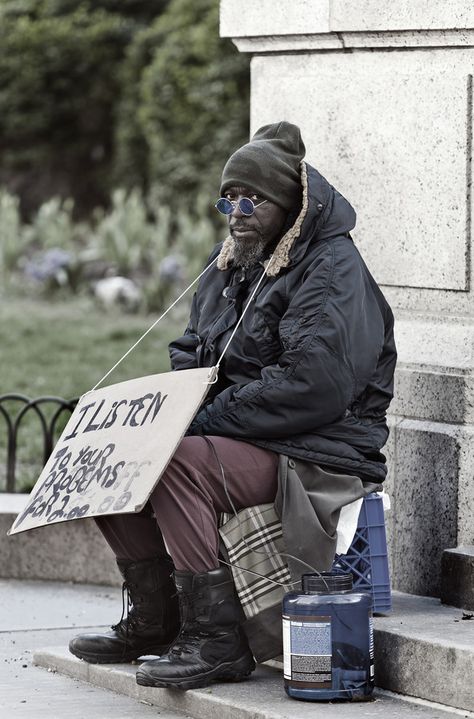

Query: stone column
[221,0,474,598]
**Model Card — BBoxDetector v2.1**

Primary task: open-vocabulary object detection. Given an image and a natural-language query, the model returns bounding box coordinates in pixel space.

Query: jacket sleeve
[187,242,384,440]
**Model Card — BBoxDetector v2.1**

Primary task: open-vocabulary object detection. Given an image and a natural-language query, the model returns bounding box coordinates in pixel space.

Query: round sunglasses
[215,197,267,216]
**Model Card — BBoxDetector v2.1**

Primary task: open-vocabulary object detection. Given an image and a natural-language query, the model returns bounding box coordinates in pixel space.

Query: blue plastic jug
[282,570,374,701]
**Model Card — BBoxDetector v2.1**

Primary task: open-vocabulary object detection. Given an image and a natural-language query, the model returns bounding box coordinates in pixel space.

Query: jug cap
[302,570,353,593]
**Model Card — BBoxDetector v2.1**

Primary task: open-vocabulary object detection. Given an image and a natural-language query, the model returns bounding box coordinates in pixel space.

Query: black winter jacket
[169,163,396,483]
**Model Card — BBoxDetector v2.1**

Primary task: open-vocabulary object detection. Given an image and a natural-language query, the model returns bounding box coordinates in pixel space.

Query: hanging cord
[203,436,330,591]
[205,255,277,385]
[90,254,274,391]
[90,257,218,392]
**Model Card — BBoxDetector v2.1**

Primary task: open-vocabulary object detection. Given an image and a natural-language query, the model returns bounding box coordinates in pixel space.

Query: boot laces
[111,581,134,639]
[170,592,208,656]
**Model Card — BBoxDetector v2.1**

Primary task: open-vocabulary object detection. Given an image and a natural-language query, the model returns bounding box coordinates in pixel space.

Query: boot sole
[69,643,172,665]
[135,653,256,690]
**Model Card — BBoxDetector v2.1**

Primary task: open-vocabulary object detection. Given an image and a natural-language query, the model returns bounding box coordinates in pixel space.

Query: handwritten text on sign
[9,368,214,535]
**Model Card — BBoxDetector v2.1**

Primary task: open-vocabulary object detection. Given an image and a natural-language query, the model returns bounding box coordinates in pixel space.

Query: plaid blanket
[219,503,293,621]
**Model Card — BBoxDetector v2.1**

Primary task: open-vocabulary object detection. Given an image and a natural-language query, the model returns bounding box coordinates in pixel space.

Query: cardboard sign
[9,367,215,535]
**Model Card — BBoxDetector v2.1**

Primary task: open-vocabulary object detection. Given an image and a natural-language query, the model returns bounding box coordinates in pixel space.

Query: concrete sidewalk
[1,578,473,719]
[0,580,190,718]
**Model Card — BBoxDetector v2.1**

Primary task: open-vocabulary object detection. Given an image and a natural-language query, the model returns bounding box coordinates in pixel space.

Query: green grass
[0,295,189,491]
[0,296,186,397]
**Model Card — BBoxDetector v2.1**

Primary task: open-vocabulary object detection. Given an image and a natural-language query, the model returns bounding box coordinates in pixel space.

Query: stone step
[374,592,474,712]
[33,591,474,716]
[32,646,473,719]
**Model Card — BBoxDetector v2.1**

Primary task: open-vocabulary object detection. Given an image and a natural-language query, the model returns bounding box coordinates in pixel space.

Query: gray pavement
[0,580,191,718]
[1,578,473,719]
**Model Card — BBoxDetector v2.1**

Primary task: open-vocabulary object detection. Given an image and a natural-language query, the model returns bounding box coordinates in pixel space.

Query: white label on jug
[369,615,375,678]
[369,615,374,661]
[282,614,332,686]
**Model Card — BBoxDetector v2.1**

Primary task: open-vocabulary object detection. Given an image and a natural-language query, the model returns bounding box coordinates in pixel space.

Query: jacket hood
[217,161,357,276]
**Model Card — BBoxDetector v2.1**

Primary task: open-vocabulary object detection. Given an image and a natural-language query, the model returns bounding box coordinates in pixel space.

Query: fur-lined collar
[216,161,309,277]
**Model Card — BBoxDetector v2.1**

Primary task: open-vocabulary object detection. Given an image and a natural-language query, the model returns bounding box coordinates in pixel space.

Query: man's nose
[228,197,248,223]
[230,199,244,218]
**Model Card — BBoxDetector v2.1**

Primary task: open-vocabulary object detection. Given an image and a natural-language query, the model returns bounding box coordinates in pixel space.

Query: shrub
[0,0,249,219]
[0,1,169,217]
[115,0,250,207]
[92,189,161,277]
[23,197,81,250]
[0,189,25,281]
[7,186,220,310]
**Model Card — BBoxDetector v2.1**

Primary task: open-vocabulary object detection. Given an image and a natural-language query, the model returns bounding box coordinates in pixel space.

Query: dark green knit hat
[220,121,305,211]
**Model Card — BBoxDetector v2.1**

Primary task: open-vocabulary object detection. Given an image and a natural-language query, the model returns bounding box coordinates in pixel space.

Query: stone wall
[0,494,121,585]
[221,0,474,596]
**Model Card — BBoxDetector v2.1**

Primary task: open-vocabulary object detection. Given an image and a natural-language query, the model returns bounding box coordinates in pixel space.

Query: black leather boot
[135,565,255,690]
[69,557,180,664]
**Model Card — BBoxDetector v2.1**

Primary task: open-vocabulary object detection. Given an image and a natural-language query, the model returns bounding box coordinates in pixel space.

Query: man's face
[224,186,288,269]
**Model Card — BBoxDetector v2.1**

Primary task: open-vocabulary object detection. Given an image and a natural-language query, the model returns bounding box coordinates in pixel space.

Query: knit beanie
[220,121,306,211]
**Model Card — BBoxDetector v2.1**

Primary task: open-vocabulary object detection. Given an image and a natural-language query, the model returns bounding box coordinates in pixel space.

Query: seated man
[69,121,396,690]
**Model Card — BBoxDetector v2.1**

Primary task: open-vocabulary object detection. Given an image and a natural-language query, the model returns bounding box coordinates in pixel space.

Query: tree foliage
[115,0,250,206]
[0,1,154,216]
[0,0,249,218]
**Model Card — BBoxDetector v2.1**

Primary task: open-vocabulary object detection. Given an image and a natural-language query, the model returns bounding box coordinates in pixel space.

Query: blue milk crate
[333,493,392,614]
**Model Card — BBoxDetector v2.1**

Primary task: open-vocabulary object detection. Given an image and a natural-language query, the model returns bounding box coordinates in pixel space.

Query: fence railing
[0,394,78,492]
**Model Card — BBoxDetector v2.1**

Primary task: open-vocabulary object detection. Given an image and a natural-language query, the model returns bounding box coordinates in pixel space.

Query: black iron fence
[0,394,77,492]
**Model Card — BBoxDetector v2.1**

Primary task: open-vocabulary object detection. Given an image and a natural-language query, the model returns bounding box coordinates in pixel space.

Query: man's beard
[232,235,268,269]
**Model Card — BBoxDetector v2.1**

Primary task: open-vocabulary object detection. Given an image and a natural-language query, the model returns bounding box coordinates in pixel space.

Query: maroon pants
[95,436,279,573]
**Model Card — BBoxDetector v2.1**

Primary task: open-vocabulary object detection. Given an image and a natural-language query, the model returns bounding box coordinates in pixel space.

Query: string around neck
[212,254,276,376]
[88,252,275,395]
